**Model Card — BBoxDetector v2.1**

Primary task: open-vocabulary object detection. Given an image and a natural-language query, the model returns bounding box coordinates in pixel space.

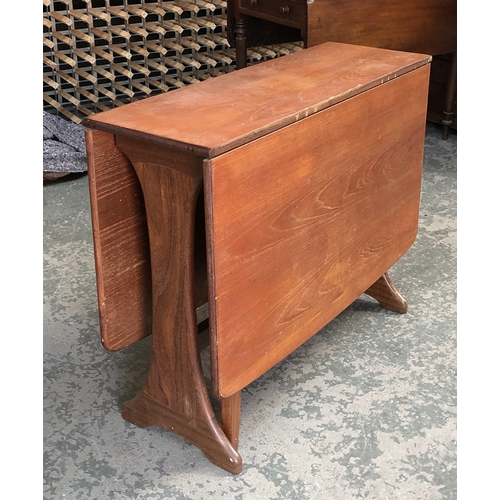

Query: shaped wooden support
[365,272,408,314]
[116,140,242,474]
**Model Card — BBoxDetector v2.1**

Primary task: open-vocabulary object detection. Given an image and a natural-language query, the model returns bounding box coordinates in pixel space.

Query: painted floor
[43,122,456,499]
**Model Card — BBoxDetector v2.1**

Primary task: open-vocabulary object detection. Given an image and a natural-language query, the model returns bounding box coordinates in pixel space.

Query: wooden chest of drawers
[239,0,305,28]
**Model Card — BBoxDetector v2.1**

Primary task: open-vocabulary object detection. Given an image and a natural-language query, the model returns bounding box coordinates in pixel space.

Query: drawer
[239,0,305,28]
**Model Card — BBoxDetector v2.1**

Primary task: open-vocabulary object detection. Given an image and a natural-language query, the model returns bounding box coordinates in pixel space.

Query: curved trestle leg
[117,138,242,474]
[364,271,408,314]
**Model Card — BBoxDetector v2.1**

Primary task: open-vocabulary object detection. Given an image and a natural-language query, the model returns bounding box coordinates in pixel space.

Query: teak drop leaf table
[83,42,431,474]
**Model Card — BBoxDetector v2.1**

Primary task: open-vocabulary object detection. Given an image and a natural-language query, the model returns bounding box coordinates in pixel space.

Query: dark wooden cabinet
[238,0,305,27]
[227,0,457,137]
[428,52,457,132]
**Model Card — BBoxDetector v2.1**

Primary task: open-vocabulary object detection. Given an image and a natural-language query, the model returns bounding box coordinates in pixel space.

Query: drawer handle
[279,5,290,14]
[250,0,258,5]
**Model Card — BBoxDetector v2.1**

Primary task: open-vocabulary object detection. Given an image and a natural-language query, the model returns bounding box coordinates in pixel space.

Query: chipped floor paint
[43,123,456,499]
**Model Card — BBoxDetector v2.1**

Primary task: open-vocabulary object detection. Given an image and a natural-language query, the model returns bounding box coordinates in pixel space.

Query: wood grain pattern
[83,42,430,158]
[115,148,241,474]
[84,42,431,472]
[205,65,430,398]
[86,131,209,351]
[86,128,152,351]
[307,0,457,56]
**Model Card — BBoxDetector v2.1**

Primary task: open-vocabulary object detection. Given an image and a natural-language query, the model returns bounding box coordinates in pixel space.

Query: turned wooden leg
[235,17,247,70]
[441,50,457,141]
[116,139,242,474]
[221,391,242,450]
[364,272,408,314]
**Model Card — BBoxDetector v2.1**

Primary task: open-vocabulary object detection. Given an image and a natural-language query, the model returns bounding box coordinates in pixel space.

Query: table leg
[235,16,248,70]
[441,50,457,141]
[364,272,408,314]
[221,391,242,450]
[117,140,242,474]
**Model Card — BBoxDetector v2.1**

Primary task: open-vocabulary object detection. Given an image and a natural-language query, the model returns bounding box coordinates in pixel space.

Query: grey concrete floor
[43,122,456,499]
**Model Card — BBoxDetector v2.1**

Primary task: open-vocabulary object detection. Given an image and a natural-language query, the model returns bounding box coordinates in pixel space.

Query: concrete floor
[43,122,456,499]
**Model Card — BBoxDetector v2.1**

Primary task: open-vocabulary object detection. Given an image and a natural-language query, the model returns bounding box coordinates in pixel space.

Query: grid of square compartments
[43,0,304,124]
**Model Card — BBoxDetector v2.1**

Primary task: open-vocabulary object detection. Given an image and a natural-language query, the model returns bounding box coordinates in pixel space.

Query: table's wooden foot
[123,392,242,474]
[364,272,408,314]
[116,139,242,474]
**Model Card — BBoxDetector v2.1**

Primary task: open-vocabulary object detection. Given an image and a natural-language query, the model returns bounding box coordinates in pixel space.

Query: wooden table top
[83,42,430,158]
